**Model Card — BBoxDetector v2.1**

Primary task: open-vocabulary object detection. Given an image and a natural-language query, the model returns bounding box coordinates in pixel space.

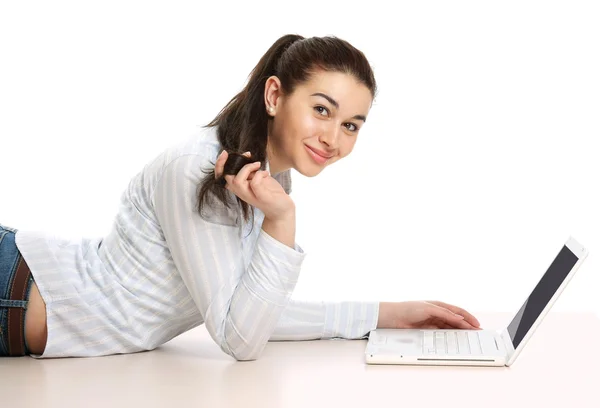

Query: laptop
[365,236,588,366]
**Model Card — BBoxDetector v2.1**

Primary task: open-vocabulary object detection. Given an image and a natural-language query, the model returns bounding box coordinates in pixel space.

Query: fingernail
[456,314,465,319]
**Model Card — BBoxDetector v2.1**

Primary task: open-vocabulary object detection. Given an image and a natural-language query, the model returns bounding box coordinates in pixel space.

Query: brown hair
[197,34,377,223]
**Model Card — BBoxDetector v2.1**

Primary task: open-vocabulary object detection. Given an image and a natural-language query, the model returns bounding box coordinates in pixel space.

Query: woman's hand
[377,301,481,330]
[214,150,295,221]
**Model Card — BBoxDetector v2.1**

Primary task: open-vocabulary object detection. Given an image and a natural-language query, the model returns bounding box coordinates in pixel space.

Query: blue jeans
[0,223,33,357]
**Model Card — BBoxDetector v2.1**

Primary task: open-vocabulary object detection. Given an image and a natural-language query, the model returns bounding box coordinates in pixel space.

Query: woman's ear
[264,75,282,114]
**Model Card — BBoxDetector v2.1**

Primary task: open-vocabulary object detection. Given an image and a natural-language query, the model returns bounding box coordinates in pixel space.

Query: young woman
[1,34,480,360]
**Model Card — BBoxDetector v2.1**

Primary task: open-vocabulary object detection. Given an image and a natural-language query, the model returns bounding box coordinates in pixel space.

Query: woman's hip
[0,223,36,356]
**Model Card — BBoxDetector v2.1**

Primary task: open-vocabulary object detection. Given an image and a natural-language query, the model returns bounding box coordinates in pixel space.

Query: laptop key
[423,332,434,349]
[435,332,446,354]
[468,331,483,354]
[446,331,458,354]
[478,331,498,353]
[457,331,470,354]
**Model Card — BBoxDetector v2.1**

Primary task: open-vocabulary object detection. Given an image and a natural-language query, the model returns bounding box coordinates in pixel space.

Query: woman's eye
[314,106,329,116]
[345,123,359,132]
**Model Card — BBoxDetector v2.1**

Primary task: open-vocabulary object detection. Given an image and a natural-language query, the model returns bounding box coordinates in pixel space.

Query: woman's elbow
[221,342,264,361]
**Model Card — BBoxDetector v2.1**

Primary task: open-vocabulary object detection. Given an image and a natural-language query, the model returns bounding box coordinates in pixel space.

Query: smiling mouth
[305,145,331,165]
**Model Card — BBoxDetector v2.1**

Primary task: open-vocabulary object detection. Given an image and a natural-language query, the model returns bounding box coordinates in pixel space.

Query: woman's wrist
[376,302,397,329]
[377,302,387,328]
[262,210,296,249]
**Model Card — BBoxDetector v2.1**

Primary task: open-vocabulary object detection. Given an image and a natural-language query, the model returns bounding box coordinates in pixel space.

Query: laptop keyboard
[423,330,483,355]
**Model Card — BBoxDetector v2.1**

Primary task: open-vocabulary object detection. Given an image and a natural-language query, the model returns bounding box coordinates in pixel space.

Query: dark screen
[507,245,578,348]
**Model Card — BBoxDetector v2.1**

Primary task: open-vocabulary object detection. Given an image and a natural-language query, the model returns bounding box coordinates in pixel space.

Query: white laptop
[365,236,588,367]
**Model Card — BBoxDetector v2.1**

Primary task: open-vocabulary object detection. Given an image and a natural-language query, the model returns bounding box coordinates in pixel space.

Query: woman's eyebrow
[311,92,339,109]
[311,92,367,122]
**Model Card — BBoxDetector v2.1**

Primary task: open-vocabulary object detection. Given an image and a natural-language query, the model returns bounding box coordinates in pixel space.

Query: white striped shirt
[15,126,379,359]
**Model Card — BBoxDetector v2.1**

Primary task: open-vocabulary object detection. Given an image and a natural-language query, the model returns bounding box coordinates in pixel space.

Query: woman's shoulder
[166,125,220,162]
[141,126,220,179]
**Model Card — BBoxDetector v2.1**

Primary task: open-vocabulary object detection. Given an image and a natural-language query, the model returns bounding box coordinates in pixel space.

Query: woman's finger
[428,317,455,330]
[215,151,228,178]
[250,170,264,188]
[231,161,261,186]
[247,167,268,181]
[249,170,270,191]
[223,174,234,187]
[215,151,251,180]
[427,304,474,329]
[430,316,479,331]
[427,300,480,328]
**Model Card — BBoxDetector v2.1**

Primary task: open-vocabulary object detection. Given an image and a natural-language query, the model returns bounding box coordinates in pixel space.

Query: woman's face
[265,70,373,177]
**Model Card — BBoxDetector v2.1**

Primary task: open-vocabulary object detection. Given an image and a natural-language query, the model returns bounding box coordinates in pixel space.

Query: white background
[1,1,598,319]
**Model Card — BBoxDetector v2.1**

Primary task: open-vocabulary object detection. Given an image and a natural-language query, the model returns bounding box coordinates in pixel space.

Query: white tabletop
[2,311,599,408]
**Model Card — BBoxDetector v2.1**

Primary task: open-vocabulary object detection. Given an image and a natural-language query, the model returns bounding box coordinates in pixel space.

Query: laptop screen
[507,245,579,349]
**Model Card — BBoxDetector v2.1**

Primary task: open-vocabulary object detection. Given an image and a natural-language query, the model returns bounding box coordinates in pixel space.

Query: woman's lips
[305,145,331,165]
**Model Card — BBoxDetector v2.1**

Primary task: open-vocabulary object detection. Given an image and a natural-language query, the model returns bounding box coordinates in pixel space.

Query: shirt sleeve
[153,154,307,361]
[270,299,380,341]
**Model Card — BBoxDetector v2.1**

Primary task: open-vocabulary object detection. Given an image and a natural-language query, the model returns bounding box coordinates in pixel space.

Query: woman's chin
[295,161,325,177]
